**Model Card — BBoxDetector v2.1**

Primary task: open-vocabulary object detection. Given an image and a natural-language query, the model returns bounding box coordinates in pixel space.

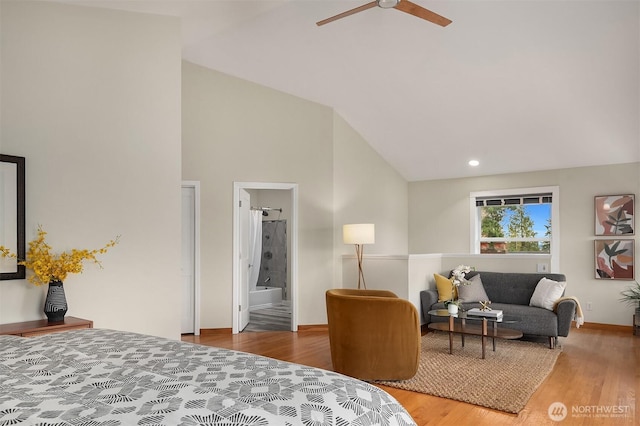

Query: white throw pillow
[530,277,566,310]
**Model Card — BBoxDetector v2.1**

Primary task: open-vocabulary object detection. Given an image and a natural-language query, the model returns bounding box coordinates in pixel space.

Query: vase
[447,304,459,315]
[44,280,68,323]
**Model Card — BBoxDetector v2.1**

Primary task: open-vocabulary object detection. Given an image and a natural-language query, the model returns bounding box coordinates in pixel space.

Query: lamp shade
[343,224,375,245]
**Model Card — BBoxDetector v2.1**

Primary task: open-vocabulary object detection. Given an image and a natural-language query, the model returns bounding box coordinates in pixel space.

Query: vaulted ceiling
[63,0,639,181]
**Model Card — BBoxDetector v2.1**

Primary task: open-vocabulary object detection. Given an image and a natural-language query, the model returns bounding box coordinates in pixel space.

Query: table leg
[461,318,466,347]
[492,322,497,351]
[481,318,487,359]
[448,315,454,354]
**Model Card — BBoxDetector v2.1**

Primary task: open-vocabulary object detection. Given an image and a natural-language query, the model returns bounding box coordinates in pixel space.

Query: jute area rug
[377,331,562,414]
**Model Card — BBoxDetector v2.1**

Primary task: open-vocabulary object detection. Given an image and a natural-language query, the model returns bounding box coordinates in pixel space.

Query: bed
[0,328,416,425]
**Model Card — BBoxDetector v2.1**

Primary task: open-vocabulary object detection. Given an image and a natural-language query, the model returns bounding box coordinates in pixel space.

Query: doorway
[245,216,289,332]
[232,182,298,334]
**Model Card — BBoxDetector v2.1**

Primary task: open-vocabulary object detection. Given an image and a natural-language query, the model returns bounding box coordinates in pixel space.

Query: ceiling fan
[316,0,452,27]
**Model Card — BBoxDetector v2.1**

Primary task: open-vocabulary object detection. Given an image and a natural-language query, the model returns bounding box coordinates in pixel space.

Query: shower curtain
[257,220,287,298]
[248,210,262,292]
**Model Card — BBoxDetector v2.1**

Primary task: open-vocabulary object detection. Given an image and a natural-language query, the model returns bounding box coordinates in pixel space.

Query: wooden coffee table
[427,309,523,359]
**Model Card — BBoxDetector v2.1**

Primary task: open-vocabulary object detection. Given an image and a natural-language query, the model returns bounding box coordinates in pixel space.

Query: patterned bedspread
[0,329,416,425]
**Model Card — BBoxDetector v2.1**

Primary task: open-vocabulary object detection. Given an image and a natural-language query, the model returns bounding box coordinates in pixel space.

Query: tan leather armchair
[325,289,421,381]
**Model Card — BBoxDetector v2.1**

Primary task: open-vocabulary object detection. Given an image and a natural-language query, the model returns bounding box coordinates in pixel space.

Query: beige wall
[0,1,182,339]
[182,61,335,327]
[344,253,549,324]
[182,61,409,328]
[409,163,640,325]
[0,1,409,334]
[333,112,409,287]
[4,2,635,333]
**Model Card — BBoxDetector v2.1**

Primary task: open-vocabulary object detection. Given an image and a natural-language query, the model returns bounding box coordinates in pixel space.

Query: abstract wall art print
[594,239,634,280]
[595,194,634,236]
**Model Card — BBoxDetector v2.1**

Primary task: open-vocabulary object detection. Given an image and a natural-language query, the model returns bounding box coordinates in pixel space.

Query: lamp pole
[355,243,366,289]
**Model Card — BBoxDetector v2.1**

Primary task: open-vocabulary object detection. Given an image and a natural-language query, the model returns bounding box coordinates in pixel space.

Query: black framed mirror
[0,154,26,280]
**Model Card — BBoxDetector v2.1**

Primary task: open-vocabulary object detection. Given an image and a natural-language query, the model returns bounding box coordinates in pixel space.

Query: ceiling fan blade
[316,1,378,26]
[394,0,452,27]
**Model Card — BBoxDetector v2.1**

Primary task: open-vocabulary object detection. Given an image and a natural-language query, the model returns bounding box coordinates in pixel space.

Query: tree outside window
[479,204,551,254]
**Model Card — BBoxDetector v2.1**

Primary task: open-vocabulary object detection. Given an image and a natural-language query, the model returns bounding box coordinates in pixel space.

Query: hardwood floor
[182,326,637,425]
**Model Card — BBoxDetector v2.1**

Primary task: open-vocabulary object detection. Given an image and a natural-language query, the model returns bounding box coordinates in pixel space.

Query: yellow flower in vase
[0,225,119,286]
[0,225,119,322]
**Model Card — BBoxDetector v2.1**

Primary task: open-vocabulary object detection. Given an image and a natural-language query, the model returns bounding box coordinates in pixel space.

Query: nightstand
[0,316,93,337]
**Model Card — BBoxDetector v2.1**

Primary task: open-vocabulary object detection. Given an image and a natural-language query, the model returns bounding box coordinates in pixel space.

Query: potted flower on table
[0,225,118,323]
[444,264,473,314]
[444,299,462,315]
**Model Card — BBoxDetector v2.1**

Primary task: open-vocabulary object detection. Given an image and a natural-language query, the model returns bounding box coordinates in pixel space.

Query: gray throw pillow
[457,274,490,303]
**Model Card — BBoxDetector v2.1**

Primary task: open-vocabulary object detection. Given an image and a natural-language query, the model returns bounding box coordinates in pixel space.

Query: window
[470,187,559,261]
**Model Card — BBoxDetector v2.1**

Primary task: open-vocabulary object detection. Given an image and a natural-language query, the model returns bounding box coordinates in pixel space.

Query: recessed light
[468,160,480,167]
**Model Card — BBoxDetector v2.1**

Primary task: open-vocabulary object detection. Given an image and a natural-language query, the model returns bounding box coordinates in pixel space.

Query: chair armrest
[556,299,577,337]
[420,290,439,323]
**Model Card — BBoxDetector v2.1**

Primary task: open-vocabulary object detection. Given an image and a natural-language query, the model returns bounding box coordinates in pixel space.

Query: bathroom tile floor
[244,302,292,332]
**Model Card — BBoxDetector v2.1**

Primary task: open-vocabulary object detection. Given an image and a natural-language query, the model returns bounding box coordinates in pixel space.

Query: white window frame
[469,186,560,272]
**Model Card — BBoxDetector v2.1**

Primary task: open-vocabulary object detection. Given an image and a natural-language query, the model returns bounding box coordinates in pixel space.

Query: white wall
[441,255,549,275]
[409,163,640,326]
[0,1,182,339]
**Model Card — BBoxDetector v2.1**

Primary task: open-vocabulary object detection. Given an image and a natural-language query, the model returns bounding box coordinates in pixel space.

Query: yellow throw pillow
[434,273,457,302]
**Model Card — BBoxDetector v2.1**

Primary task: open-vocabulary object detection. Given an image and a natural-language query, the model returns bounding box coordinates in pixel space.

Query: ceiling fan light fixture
[316,0,451,27]
[378,0,400,9]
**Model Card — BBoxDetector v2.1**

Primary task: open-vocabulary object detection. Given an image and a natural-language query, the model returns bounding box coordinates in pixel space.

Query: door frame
[232,182,298,334]
[182,181,201,335]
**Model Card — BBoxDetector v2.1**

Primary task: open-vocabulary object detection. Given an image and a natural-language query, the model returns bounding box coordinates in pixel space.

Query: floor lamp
[343,224,375,289]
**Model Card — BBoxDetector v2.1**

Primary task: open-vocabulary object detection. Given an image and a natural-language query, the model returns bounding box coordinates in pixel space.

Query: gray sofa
[420,271,577,348]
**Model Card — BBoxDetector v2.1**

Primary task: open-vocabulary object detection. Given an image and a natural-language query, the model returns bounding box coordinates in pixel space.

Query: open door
[239,189,251,331]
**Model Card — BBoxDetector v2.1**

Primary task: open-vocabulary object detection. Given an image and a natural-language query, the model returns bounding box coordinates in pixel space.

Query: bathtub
[249,286,283,310]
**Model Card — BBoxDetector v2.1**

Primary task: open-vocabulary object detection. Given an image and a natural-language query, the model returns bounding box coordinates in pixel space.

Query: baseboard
[420,321,632,334]
[199,328,232,335]
[297,324,328,332]
[199,325,328,334]
[199,323,632,336]
[575,321,633,332]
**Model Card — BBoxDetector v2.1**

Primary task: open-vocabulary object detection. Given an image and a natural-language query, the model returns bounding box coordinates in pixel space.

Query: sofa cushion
[530,277,566,310]
[434,273,456,302]
[489,303,559,337]
[463,271,567,305]
[457,274,490,303]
